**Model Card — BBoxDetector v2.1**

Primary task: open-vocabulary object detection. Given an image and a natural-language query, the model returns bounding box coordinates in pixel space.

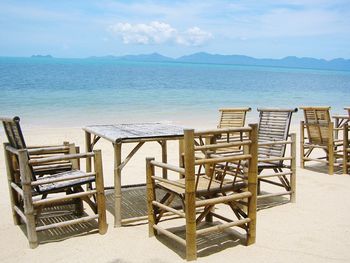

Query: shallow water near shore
[1,57,349,128]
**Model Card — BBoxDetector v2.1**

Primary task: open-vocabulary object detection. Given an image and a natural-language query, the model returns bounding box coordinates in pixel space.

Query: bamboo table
[83,123,184,227]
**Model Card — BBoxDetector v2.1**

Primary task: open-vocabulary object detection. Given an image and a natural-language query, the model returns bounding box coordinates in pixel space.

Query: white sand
[1,123,350,263]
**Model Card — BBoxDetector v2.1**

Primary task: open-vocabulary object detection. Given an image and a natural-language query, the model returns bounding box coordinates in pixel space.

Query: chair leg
[18,150,38,248]
[4,145,21,225]
[328,146,334,175]
[146,158,157,237]
[25,212,38,249]
[94,150,108,235]
[72,187,84,216]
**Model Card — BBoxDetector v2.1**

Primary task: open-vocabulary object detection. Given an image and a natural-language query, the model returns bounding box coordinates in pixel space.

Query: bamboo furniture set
[1,106,349,260]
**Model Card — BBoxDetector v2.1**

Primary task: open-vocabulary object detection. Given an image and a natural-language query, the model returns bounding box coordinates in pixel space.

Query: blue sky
[0,0,349,59]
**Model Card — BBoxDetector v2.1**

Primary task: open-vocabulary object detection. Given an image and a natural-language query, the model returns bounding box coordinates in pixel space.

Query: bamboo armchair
[218,107,251,128]
[257,108,297,202]
[146,125,258,261]
[300,107,343,174]
[1,117,107,248]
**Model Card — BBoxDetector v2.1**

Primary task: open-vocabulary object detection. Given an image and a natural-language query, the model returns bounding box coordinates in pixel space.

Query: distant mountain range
[31,54,53,58]
[87,52,350,71]
[27,52,350,71]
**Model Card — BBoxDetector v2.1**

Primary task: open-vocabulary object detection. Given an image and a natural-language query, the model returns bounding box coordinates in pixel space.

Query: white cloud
[176,27,213,46]
[108,21,212,46]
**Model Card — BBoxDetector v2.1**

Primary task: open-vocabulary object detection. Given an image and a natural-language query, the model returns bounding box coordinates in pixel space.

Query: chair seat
[37,170,95,193]
[157,176,246,197]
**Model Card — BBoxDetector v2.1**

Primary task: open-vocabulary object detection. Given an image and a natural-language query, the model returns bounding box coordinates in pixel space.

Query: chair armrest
[150,160,185,175]
[28,145,71,155]
[5,145,19,155]
[29,152,95,165]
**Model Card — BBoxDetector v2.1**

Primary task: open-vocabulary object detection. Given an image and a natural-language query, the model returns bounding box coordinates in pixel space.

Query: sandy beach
[1,122,350,263]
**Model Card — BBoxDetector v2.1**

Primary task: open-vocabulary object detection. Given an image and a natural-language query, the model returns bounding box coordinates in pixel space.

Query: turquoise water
[1,57,350,127]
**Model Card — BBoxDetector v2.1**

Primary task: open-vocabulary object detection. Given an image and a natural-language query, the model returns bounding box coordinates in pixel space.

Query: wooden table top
[83,123,185,143]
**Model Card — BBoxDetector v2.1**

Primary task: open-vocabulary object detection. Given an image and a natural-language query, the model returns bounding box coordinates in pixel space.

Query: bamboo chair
[217,107,251,128]
[300,107,343,174]
[146,125,258,261]
[257,108,297,202]
[343,124,350,174]
[1,117,107,248]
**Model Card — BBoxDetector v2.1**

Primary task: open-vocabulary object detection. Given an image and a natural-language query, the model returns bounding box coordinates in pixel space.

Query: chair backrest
[300,106,331,145]
[257,108,297,165]
[184,125,258,194]
[345,107,350,117]
[0,116,26,149]
[0,117,39,186]
[217,107,251,128]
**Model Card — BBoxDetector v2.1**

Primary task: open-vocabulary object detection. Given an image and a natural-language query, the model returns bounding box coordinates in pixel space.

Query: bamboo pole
[247,124,258,246]
[150,161,185,174]
[146,158,157,237]
[68,143,79,169]
[204,136,214,223]
[28,152,95,165]
[184,129,197,261]
[290,133,296,202]
[18,150,38,249]
[300,121,305,168]
[179,138,184,178]
[119,142,145,170]
[33,190,97,206]
[114,142,122,227]
[153,225,186,246]
[4,143,21,225]
[160,140,168,179]
[343,124,349,174]
[152,201,185,218]
[36,215,99,231]
[328,122,334,175]
[196,218,251,236]
[195,154,251,165]
[94,150,108,234]
[85,131,92,172]
[195,192,252,207]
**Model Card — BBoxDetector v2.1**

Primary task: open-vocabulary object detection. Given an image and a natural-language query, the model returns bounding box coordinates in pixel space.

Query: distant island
[88,52,350,71]
[31,55,53,58]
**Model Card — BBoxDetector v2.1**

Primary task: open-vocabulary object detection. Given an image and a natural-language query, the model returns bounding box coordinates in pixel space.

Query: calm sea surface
[1,57,349,127]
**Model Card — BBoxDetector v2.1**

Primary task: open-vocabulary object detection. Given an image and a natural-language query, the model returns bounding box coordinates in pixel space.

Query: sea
[0,57,349,128]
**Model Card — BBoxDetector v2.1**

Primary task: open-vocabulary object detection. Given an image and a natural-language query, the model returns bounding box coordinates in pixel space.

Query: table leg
[114,142,122,227]
[85,131,92,172]
[161,140,168,179]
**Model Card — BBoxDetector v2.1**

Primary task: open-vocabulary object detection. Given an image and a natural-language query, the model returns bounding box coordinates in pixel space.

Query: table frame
[84,126,184,227]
